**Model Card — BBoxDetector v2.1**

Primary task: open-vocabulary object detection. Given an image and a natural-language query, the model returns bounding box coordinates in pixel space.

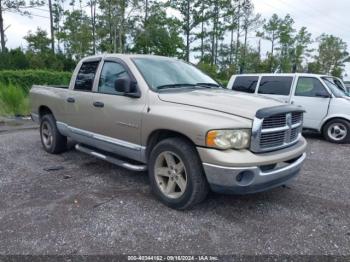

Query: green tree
[292,26,312,72]
[193,0,211,61]
[52,0,64,52]
[0,48,29,69]
[261,13,280,72]
[239,0,261,73]
[225,0,239,65]
[24,27,51,53]
[132,2,184,57]
[61,9,93,59]
[170,0,203,62]
[97,0,141,53]
[313,34,348,77]
[277,14,295,72]
[0,0,44,52]
[308,34,349,77]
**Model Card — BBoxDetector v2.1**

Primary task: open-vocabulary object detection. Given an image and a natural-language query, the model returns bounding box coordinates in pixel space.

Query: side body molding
[56,121,147,163]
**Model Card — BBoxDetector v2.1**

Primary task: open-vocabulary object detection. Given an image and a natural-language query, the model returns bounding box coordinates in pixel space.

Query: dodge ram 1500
[30,54,307,209]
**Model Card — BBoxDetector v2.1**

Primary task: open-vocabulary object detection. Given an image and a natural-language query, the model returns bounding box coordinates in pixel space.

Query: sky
[2,0,350,80]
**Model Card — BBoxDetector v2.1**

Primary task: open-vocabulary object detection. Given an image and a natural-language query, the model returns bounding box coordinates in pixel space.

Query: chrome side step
[75,144,147,172]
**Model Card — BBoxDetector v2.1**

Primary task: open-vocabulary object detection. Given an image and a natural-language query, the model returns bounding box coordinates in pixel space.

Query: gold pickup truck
[30,54,307,209]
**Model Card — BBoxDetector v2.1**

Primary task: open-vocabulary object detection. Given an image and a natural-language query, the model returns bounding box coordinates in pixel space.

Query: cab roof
[80,53,176,62]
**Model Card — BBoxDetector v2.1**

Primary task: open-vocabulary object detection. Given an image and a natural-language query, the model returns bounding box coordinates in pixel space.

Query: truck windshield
[321,77,348,97]
[132,57,220,91]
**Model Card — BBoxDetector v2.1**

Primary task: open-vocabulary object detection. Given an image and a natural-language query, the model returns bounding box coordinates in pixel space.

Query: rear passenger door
[291,76,331,129]
[257,76,293,103]
[230,76,259,94]
[64,59,100,132]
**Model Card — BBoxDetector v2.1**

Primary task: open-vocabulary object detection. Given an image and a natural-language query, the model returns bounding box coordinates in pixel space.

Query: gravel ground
[0,129,349,255]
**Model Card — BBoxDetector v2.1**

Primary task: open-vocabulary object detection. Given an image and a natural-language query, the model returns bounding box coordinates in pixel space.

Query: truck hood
[158,89,283,120]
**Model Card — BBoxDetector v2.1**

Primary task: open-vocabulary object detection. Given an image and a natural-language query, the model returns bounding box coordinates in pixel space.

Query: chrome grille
[262,114,286,129]
[251,111,303,153]
[292,112,303,124]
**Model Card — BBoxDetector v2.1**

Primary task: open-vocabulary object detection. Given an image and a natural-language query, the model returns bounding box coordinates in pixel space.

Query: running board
[75,144,147,172]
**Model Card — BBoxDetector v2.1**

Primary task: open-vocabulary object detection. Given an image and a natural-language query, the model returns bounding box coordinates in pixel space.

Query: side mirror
[114,77,131,93]
[114,77,140,98]
[315,91,331,98]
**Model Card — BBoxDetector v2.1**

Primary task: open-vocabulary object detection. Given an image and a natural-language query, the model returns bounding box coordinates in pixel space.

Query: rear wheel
[40,114,67,154]
[323,119,350,144]
[148,137,209,210]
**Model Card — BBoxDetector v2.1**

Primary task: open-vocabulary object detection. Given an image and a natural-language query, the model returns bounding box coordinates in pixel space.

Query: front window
[98,61,130,95]
[322,77,348,97]
[295,77,329,97]
[132,57,220,91]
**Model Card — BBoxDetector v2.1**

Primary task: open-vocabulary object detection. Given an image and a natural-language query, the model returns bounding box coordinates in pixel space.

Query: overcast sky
[2,0,350,79]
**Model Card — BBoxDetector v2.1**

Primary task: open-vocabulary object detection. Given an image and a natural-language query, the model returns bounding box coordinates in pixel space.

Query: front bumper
[199,138,307,194]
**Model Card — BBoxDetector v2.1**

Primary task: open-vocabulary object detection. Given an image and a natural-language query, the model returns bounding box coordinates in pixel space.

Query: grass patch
[0,70,72,93]
[0,83,30,116]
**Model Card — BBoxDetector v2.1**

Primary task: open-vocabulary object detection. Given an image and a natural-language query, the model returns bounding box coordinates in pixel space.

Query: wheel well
[321,117,350,134]
[38,106,53,120]
[145,130,195,160]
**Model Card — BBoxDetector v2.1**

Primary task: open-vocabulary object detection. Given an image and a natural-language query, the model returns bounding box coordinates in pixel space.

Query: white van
[227,73,350,143]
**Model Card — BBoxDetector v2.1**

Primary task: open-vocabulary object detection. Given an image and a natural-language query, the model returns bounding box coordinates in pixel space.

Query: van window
[296,77,329,97]
[74,61,100,91]
[258,76,293,95]
[231,76,259,93]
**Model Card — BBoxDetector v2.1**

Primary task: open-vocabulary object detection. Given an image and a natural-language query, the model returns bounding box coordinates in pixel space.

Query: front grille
[260,131,285,149]
[292,113,303,124]
[251,111,303,153]
[262,114,286,129]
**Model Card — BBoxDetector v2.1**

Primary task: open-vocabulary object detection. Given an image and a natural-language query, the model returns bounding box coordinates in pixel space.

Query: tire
[40,114,67,154]
[322,119,350,144]
[148,137,209,210]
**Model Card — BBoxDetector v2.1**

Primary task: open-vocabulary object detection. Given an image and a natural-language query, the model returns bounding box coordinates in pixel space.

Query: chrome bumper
[203,153,306,194]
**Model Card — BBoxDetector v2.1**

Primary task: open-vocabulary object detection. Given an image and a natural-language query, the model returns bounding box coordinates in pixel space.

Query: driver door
[89,59,146,161]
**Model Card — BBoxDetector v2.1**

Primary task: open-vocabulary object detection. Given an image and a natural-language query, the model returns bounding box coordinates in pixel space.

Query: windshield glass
[132,57,220,91]
[321,77,348,97]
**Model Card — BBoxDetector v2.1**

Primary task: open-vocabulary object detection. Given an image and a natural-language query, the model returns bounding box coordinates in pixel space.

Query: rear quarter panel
[30,85,69,122]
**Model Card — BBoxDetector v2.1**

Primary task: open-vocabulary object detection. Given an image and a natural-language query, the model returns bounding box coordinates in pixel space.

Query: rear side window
[74,61,100,91]
[232,76,258,93]
[295,77,327,97]
[258,76,293,95]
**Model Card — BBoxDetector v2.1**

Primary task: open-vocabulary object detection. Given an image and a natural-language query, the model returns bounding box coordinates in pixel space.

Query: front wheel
[323,119,350,144]
[148,137,209,210]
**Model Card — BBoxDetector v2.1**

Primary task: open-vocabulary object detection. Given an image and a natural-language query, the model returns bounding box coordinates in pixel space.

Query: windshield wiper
[156,83,196,90]
[156,82,221,90]
[196,82,222,88]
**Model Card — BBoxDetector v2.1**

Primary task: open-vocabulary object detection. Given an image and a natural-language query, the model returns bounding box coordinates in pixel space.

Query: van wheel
[148,137,209,210]
[40,114,67,154]
[323,119,350,144]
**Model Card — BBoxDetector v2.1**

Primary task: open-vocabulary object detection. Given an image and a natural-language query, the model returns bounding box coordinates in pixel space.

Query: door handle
[291,101,295,104]
[67,97,75,103]
[93,101,104,108]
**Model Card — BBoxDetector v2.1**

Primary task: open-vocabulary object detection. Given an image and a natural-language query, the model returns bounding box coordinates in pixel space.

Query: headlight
[206,129,251,150]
